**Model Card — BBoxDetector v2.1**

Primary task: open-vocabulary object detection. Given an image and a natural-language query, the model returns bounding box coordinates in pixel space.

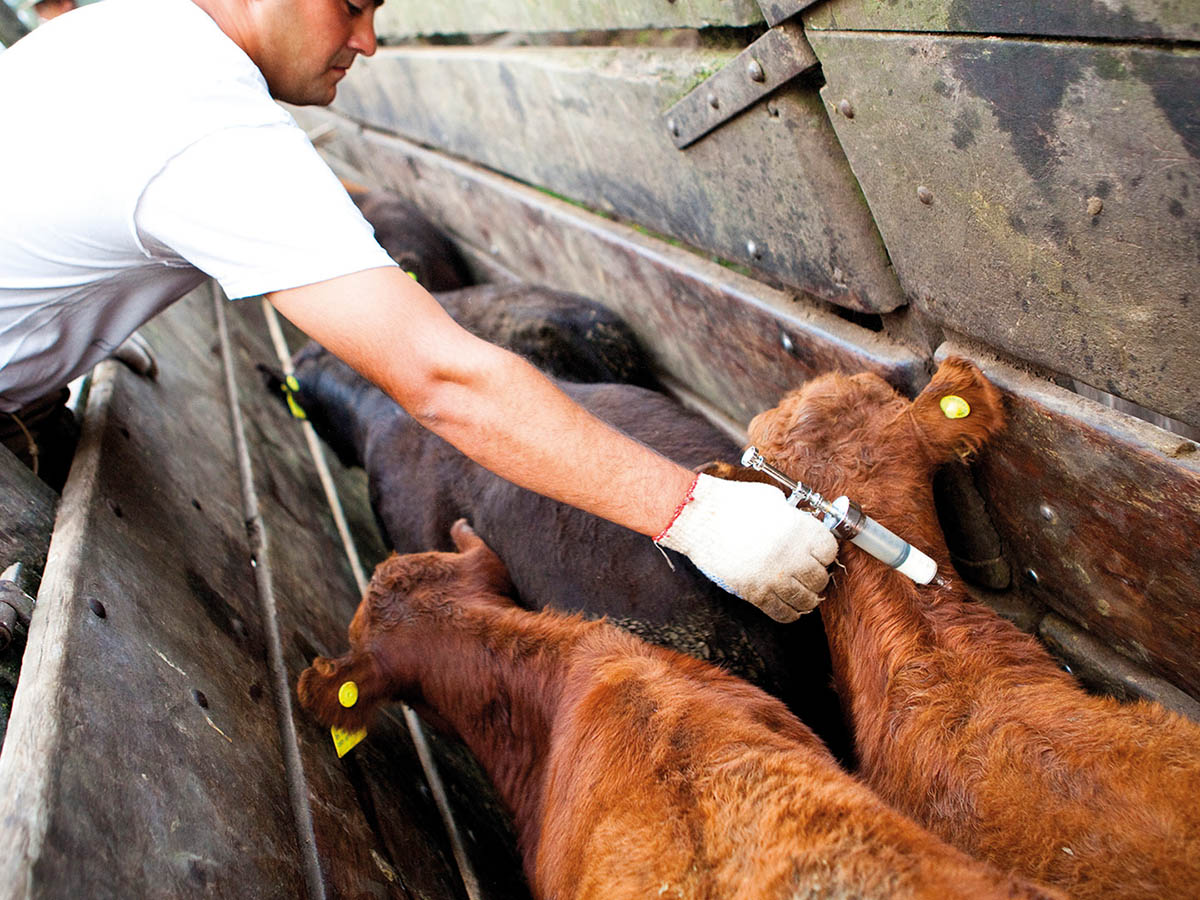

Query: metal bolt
[837,99,854,119]
[707,92,720,110]
[88,597,107,619]
[1039,504,1057,523]
[747,240,761,258]
[747,59,765,83]
[780,332,795,353]
[917,185,934,205]
[0,602,16,651]
[667,118,680,138]
[1024,568,1039,586]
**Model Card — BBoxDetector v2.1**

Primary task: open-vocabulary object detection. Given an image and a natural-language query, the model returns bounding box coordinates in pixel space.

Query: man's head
[197,0,381,106]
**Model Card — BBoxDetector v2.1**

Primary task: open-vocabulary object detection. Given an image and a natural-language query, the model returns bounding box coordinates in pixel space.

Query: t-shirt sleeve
[135,122,396,300]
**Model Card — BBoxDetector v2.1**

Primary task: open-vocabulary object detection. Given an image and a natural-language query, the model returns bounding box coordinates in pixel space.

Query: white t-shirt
[0,0,395,412]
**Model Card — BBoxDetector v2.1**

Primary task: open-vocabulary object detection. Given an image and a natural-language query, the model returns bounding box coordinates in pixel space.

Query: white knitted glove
[655,473,839,622]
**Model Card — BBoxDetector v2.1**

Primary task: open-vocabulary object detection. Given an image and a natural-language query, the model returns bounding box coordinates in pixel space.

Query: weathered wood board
[221,297,477,900]
[804,0,1200,42]
[940,342,1200,699]
[0,443,56,586]
[330,45,905,314]
[289,104,926,426]
[0,289,309,898]
[375,0,764,40]
[225,297,531,899]
[810,32,1200,427]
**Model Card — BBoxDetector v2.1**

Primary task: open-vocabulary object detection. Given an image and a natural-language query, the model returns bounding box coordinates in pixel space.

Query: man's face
[250,0,380,106]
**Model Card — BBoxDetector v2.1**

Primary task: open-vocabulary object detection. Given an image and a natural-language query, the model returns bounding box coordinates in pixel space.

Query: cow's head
[702,358,1005,565]
[297,520,514,732]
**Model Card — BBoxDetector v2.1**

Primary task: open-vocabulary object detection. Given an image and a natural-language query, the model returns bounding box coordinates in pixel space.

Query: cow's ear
[297,651,387,731]
[901,357,1006,463]
[451,519,515,599]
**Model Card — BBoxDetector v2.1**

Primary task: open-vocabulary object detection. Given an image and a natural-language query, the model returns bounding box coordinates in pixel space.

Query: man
[0,0,838,621]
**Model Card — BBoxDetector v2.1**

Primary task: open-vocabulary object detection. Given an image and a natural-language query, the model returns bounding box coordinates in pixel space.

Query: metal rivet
[707,92,720,110]
[88,597,107,619]
[917,185,934,205]
[837,99,854,119]
[1039,504,1057,523]
[747,59,765,83]
[192,689,209,709]
[667,118,679,138]
[780,332,794,353]
[1025,568,1039,586]
[747,240,760,258]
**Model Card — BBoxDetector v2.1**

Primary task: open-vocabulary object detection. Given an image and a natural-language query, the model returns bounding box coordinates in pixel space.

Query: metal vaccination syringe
[740,447,938,585]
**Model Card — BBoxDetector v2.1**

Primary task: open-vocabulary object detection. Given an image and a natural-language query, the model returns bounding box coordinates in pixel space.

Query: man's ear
[898,357,1006,464]
[297,651,386,731]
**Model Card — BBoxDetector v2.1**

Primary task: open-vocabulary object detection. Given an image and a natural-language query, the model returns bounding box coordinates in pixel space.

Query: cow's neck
[405,608,579,868]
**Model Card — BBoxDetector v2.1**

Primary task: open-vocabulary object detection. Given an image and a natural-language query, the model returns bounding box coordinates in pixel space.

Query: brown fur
[299,520,1060,900]
[715,356,1200,900]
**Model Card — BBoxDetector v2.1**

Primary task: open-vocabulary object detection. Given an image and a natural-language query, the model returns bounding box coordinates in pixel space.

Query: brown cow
[707,357,1200,900]
[299,520,1060,900]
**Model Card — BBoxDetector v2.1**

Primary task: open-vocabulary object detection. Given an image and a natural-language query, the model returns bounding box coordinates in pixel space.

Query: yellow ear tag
[281,375,308,421]
[939,395,971,419]
[331,726,367,758]
[331,680,365,757]
[406,270,418,281]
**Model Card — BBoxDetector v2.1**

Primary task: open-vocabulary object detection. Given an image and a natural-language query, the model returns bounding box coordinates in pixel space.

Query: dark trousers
[0,388,79,494]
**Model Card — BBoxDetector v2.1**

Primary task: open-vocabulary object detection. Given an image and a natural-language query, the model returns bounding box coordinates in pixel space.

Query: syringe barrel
[824,496,937,584]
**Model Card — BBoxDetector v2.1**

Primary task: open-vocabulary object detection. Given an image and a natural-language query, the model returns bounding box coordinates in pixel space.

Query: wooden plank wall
[291,0,1200,709]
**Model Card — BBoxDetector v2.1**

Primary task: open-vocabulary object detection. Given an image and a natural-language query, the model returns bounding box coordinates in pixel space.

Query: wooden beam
[0,443,56,589]
[330,45,905,314]
[804,0,1200,42]
[225,296,528,900]
[374,0,764,40]
[939,341,1200,701]
[0,290,310,897]
[289,104,926,426]
[812,32,1200,427]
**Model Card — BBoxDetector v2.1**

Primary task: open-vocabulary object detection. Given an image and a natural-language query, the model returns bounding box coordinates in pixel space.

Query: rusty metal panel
[0,290,309,898]
[811,31,1200,427]
[374,0,763,39]
[804,0,1200,42]
[289,105,925,425]
[330,45,905,314]
[941,343,1200,700]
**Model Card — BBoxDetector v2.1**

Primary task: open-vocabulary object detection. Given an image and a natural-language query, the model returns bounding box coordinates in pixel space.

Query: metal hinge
[663,17,820,150]
[757,0,819,28]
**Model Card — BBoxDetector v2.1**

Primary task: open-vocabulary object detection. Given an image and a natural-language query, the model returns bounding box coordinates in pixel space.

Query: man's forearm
[268,266,696,536]
[402,339,698,537]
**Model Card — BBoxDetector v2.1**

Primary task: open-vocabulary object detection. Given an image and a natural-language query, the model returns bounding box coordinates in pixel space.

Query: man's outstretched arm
[268,266,837,621]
